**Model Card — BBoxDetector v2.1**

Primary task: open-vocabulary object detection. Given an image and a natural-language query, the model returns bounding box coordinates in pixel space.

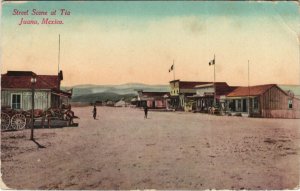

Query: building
[189,82,235,112]
[226,84,300,118]
[136,90,169,109]
[1,71,71,111]
[169,80,211,110]
[114,100,128,107]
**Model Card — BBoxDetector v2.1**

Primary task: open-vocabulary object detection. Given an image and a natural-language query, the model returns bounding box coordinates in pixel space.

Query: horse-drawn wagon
[1,105,78,131]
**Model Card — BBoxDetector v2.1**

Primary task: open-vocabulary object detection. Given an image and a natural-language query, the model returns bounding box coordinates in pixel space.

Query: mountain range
[63,83,170,103]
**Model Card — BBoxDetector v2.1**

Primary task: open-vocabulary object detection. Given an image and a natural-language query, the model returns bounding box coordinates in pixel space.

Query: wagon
[1,105,78,131]
[1,107,30,131]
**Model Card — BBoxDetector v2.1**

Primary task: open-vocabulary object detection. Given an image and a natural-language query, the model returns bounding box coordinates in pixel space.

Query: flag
[209,59,215,66]
[169,64,174,72]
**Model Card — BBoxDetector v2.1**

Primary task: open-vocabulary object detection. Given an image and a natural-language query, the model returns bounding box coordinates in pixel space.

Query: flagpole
[213,54,216,106]
[173,60,175,81]
[58,34,60,74]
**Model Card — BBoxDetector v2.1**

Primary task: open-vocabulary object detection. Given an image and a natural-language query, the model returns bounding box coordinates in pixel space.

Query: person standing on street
[144,105,148,119]
[93,105,97,119]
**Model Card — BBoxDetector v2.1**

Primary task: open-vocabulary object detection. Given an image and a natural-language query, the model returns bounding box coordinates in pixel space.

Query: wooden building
[136,90,169,109]
[188,82,235,112]
[169,80,211,110]
[226,84,300,118]
[1,71,71,111]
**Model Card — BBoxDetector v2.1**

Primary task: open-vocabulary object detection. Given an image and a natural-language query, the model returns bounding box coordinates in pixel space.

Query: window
[288,100,293,109]
[237,100,242,111]
[253,97,258,110]
[11,94,22,109]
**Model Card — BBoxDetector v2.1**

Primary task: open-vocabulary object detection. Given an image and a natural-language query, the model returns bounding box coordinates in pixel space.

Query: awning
[226,96,258,100]
[187,94,213,98]
[51,90,72,98]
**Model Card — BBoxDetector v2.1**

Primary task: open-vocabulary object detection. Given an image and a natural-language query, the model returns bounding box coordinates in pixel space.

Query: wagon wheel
[1,113,10,131]
[11,114,26,130]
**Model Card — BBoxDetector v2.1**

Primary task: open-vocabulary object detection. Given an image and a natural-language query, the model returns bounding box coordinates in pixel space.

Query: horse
[25,108,61,128]
[43,106,79,128]
[25,109,47,128]
[27,106,78,128]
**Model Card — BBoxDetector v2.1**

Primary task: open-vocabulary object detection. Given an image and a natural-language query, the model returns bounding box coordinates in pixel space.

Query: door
[242,99,247,112]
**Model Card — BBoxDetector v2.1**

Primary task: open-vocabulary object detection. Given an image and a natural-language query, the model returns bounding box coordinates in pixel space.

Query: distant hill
[68,83,169,96]
[71,92,136,103]
[64,83,170,103]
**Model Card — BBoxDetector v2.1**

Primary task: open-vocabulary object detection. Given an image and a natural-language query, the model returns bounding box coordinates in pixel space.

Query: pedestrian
[144,105,148,119]
[93,105,97,119]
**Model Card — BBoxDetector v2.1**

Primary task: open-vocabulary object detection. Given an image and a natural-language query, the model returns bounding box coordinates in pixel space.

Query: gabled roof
[227,84,276,97]
[1,71,59,90]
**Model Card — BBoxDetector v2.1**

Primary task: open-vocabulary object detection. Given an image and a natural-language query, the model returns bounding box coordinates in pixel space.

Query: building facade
[191,82,235,113]
[136,90,169,109]
[226,84,300,118]
[1,71,71,111]
[169,80,211,110]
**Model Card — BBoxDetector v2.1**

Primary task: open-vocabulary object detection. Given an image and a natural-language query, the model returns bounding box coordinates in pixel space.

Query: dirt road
[1,106,299,189]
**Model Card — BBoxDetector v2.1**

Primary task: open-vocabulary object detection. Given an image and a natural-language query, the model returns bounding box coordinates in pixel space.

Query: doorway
[242,99,247,112]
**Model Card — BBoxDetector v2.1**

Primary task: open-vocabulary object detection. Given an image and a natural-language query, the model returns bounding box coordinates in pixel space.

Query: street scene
[1,106,299,189]
[1,1,300,190]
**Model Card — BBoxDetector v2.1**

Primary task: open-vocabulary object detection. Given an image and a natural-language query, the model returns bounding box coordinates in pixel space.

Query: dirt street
[1,106,299,189]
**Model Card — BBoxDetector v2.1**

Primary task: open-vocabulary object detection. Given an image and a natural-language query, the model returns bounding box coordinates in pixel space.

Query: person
[93,105,97,119]
[144,105,148,119]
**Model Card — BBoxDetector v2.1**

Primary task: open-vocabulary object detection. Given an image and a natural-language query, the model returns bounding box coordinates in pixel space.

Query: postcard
[1,1,300,190]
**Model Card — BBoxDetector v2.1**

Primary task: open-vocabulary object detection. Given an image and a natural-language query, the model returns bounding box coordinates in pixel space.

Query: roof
[215,82,237,96]
[1,72,60,90]
[141,89,170,93]
[179,81,211,89]
[141,91,170,97]
[195,83,214,88]
[227,84,276,97]
[194,82,235,96]
[52,89,72,98]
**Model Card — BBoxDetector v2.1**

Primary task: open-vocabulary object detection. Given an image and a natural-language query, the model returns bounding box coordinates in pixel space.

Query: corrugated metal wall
[1,90,51,111]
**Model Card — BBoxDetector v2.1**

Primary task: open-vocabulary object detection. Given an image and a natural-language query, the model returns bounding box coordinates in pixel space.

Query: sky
[1,1,300,87]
